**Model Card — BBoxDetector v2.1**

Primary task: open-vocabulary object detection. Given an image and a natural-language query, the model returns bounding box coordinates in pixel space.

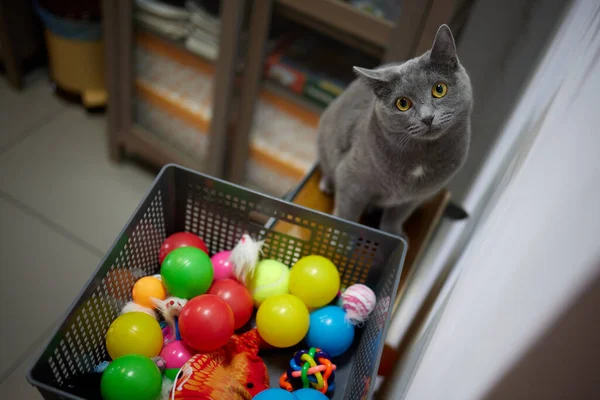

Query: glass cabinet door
[106,0,245,177]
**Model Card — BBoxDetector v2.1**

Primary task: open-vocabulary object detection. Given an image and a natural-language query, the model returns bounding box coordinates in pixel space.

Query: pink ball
[159,340,195,369]
[341,284,376,325]
[211,251,235,281]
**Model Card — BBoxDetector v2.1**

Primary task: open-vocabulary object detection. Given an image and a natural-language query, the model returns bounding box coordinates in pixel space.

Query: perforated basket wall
[28,165,406,400]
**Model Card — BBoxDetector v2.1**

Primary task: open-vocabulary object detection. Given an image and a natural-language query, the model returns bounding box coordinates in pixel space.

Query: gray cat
[317,24,473,235]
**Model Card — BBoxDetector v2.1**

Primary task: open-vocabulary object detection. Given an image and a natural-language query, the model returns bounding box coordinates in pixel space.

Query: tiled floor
[0,72,155,398]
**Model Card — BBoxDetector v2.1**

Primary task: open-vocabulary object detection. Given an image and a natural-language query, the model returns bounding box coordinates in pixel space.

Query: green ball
[164,368,179,381]
[101,355,162,400]
[161,247,214,299]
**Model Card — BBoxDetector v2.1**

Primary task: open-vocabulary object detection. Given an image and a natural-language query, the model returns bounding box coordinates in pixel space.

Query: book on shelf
[135,11,191,40]
[265,32,378,107]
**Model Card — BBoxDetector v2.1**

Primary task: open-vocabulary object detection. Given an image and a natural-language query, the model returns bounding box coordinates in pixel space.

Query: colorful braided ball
[279,348,336,394]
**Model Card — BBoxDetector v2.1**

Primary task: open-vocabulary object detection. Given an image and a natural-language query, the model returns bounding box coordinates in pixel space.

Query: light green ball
[247,259,290,307]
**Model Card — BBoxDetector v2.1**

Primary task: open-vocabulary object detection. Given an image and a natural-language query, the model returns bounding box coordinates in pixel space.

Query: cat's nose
[422,116,434,126]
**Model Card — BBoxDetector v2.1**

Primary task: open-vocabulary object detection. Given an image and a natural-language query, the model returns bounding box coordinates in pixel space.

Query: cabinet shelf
[135,24,217,67]
[136,80,211,133]
[136,30,215,75]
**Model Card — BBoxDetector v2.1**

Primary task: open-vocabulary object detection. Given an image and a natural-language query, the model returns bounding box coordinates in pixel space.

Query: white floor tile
[0,198,101,378]
[0,107,155,252]
[0,71,64,150]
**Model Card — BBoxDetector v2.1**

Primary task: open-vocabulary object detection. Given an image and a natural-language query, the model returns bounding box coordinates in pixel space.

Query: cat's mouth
[417,126,444,140]
[406,124,445,140]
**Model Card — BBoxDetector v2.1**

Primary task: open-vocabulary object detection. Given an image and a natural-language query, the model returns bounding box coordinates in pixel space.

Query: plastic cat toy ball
[105,312,163,359]
[254,388,297,400]
[132,276,166,309]
[294,388,329,399]
[279,347,336,394]
[289,255,340,308]
[179,294,234,351]
[159,232,208,264]
[159,340,195,370]
[211,250,235,280]
[164,368,180,381]
[207,278,254,329]
[340,283,377,325]
[256,294,309,348]
[305,306,355,357]
[161,247,214,299]
[100,354,162,400]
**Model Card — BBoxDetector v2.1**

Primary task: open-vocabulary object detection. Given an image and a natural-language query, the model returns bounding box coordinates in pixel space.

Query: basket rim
[169,163,407,244]
[27,163,408,398]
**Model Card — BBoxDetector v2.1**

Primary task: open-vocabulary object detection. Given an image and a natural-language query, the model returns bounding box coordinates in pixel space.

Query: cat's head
[354,25,472,141]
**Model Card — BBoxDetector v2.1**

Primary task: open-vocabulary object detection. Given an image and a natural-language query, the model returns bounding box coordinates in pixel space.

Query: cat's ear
[353,66,391,98]
[430,24,458,68]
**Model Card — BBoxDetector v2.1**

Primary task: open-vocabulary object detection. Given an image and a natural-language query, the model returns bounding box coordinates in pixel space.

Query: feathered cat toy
[230,233,265,284]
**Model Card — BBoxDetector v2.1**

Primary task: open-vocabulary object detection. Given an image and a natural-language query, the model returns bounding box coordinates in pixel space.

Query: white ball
[341,284,376,325]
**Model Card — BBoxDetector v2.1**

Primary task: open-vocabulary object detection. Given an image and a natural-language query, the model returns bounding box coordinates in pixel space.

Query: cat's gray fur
[317,25,473,235]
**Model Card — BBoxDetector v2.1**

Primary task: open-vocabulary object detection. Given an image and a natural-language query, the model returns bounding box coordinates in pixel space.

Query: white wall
[449,0,567,202]
[392,1,600,398]
[384,0,568,353]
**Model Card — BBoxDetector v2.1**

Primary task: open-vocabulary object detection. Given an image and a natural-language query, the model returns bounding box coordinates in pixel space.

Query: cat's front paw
[319,175,334,195]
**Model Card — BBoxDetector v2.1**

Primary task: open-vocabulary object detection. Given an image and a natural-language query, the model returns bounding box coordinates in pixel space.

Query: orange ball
[132,277,166,308]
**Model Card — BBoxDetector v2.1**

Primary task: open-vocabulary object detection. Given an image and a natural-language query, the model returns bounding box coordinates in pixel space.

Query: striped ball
[340,284,376,325]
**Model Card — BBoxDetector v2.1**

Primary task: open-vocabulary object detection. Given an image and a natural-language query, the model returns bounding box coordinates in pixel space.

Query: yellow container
[45,29,107,108]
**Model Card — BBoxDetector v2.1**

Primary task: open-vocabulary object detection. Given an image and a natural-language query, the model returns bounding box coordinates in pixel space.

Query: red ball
[208,279,254,330]
[179,294,234,352]
[159,232,208,264]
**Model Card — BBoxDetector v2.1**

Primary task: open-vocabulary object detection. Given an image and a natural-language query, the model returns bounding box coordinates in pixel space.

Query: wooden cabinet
[105,0,467,195]
[104,0,245,177]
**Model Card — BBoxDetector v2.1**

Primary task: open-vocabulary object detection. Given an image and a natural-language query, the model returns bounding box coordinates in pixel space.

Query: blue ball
[254,388,297,399]
[306,306,355,357]
[293,388,329,399]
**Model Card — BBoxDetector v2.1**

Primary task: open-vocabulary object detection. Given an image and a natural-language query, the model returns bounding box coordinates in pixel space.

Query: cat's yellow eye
[396,97,412,111]
[432,82,448,98]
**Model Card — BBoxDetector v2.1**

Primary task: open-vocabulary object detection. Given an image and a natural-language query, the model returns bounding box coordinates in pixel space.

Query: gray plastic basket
[27,164,406,399]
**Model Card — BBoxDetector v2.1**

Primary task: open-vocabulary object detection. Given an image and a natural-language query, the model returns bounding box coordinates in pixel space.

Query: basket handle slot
[249,210,313,242]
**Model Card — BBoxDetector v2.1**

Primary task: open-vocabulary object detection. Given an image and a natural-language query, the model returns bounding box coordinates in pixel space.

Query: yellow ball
[105,312,163,359]
[132,276,166,309]
[256,294,309,348]
[247,259,290,307]
[289,255,340,308]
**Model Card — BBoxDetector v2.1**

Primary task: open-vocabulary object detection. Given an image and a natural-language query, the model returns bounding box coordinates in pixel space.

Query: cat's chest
[405,157,460,183]
[375,156,461,205]
[376,166,432,204]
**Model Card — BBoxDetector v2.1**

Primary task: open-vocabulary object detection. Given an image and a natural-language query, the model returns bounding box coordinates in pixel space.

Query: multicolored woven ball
[340,284,376,325]
[279,348,336,394]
